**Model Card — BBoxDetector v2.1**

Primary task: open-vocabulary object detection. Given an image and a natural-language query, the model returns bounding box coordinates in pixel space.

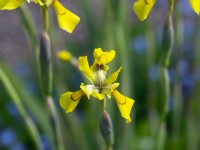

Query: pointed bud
[100,111,114,148]
[40,32,52,95]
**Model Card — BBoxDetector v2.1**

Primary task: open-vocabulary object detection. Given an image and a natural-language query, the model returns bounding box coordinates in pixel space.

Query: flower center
[94,69,106,87]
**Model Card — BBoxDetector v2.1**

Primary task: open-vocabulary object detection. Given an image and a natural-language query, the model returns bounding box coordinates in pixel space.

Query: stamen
[94,69,106,87]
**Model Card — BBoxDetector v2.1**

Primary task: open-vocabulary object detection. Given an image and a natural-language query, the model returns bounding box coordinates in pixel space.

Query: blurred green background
[0,0,200,150]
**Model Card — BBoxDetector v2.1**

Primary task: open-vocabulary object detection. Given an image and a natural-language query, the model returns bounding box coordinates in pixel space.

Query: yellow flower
[133,0,156,21]
[60,48,135,123]
[57,50,72,62]
[0,0,25,10]
[188,0,200,15]
[0,0,80,33]
[133,0,200,21]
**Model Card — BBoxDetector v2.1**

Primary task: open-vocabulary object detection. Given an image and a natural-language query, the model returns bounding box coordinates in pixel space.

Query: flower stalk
[39,7,64,150]
[42,6,49,33]
[168,0,174,16]
[157,0,174,149]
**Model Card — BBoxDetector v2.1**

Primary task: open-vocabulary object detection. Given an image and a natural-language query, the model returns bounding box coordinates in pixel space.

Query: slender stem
[42,6,49,32]
[0,66,42,150]
[101,98,106,112]
[17,5,57,149]
[46,96,65,150]
[168,0,174,16]
[40,6,65,150]
[157,1,174,149]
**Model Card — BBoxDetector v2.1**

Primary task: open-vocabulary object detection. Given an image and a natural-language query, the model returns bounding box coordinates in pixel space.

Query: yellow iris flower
[133,0,200,21]
[0,0,80,33]
[60,48,135,123]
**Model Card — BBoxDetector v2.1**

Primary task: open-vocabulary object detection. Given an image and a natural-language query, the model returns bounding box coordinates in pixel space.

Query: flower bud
[57,50,72,62]
[100,111,114,148]
[39,32,52,95]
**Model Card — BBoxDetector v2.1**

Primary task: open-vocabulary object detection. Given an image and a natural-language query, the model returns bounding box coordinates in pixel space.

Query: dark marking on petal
[51,0,56,5]
[71,94,80,101]
[118,97,126,105]
[144,0,149,5]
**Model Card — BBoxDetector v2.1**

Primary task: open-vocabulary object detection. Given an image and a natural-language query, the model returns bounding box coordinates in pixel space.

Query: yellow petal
[78,56,94,83]
[106,83,120,98]
[52,0,80,33]
[93,48,116,65]
[80,83,92,99]
[133,0,156,21]
[33,0,44,6]
[0,0,25,10]
[34,0,54,6]
[80,84,105,100]
[91,91,105,100]
[94,48,103,59]
[105,67,122,85]
[57,50,72,62]
[112,90,135,123]
[60,90,84,113]
[188,0,200,15]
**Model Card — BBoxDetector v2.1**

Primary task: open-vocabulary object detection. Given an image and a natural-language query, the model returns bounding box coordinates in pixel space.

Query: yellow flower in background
[133,0,156,21]
[57,50,72,62]
[0,0,80,33]
[0,0,25,9]
[188,0,200,15]
[60,48,135,123]
[133,0,200,21]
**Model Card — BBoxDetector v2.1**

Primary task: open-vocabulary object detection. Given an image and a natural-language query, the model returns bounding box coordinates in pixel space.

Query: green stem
[157,1,174,149]
[0,66,42,150]
[159,67,170,121]
[102,98,106,112]
[40,6,65,150]
[42,6,49,32]
[104,1,131,150]
[46,96,65,150]
[168,0,174,16]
